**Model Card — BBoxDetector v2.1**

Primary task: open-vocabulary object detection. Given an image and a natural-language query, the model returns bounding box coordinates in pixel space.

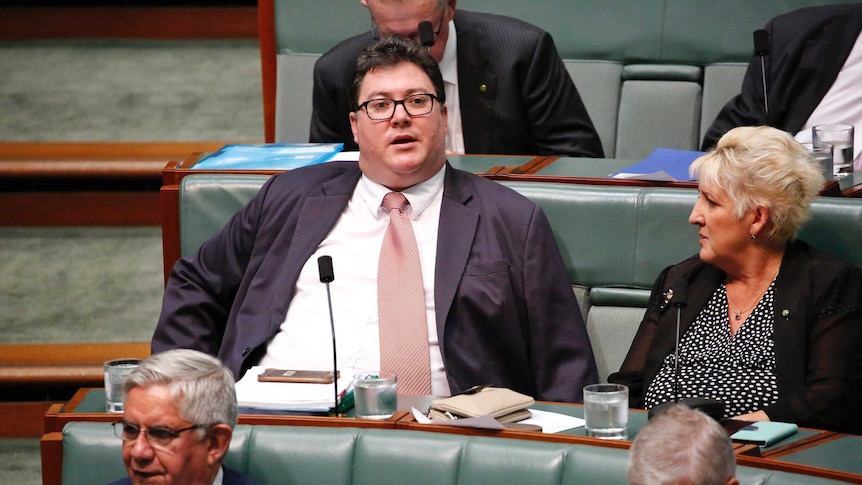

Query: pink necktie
[378,192,431,395]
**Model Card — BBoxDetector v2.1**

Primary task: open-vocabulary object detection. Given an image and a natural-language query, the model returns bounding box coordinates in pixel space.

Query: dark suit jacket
[702,3,862,150]
[609,240,862,434]
[309,10,604,158]
[106,465,258,485]
[153,162,598,403]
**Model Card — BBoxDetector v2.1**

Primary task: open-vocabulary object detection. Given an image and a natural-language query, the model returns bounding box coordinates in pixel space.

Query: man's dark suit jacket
[107,465,258,485]
[153,162,598,403]
[609,240,862,434]
[702,3,862,150]
[309,10,604,158]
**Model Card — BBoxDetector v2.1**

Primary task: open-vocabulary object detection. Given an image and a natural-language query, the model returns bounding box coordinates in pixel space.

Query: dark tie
[377,192,431,395]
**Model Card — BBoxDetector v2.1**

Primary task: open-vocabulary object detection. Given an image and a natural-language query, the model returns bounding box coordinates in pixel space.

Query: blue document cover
[193,143,343,170]
[730,421,798,446]
[610,148,705,181]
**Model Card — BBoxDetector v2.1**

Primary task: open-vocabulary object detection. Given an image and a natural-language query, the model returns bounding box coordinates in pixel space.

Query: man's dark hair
[349,36,446,110]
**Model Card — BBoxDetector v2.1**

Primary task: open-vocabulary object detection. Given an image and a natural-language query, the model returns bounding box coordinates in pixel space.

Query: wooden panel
[0,402,55,438]
[0,192,161,226]
[258,0,277,143]
[0,343,150,366]
[40,431,64,485]
[0,7,258,40]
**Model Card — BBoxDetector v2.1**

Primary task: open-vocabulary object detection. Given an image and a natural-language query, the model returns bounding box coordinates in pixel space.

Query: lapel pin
[479,84,487,93]
[661,288,674,310]
[781,309,790,318]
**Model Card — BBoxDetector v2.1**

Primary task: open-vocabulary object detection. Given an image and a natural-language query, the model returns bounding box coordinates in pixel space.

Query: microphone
[317,255,340,415]
[753,29,770,123]
[418,20,435,54]
[648,280,725,421]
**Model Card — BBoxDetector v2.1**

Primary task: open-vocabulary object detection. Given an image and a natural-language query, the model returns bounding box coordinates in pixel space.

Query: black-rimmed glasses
[356,93,438,121]
[113,421,204,447]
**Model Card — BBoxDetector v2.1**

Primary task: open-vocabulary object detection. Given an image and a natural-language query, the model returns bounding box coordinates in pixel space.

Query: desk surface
[56,388,830,453]
[45,388,861,484]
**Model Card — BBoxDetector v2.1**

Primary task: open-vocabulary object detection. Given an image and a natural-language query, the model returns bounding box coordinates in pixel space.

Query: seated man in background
[628,404,738,485]
[702,2,862,164]
[153,36,597,402]
[309,0,604,157]
[108,349,257,485]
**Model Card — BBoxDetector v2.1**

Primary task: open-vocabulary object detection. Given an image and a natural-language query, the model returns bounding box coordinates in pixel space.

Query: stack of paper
[236,366,352,412]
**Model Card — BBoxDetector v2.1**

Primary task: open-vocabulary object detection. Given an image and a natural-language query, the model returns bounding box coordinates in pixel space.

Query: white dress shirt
[439,20,465,154]
[259,165,451,396]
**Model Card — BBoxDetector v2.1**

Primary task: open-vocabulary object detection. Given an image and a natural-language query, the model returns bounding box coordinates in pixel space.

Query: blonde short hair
[690,126,823,242]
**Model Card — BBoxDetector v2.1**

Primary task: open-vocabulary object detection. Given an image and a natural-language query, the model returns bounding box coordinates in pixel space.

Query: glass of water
[800,142,833,181]
[104,358,142,413]
[353,371,397,419]
[583,383,628,439]
[813,123,854,178]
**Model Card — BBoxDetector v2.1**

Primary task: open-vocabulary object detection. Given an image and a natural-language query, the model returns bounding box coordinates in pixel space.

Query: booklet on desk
[235,366,353,413]
[730,421,799,446]
[192,143,343,170]
[610,147,705,182]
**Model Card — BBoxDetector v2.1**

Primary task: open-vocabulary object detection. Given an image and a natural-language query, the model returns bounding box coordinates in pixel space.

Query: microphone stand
[648,282,725,421]
[317,256,340,416]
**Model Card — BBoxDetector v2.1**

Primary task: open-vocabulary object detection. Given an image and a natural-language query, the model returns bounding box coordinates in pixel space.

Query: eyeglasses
[356,93,438,121]
[113,421,204,448]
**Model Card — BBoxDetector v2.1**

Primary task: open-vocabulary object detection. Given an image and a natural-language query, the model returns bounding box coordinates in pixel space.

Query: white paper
[328,150,360,162]
[519,409,585,434]
[235,366,351,411]
[611,170,677,182]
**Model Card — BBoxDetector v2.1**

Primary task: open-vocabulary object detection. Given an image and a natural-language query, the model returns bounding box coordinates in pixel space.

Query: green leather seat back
[60,422,852,485]
[179,174,272,257]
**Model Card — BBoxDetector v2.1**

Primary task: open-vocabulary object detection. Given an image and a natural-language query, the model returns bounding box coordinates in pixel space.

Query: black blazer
[609,240,862,434]
[153,162,598,402]
[309,10,604,158]
[702,3,862,150]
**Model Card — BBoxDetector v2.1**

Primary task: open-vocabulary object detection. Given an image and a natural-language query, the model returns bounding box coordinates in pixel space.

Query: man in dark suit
[702,3,862,154]
[309,0,604,158]
[153,36,597,403]
[108,349,257,485]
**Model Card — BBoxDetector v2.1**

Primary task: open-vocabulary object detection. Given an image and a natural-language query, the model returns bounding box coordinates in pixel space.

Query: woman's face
[689,181,754,269]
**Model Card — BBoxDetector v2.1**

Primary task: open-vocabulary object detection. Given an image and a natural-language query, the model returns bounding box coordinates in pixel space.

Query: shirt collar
[358,164,446,219]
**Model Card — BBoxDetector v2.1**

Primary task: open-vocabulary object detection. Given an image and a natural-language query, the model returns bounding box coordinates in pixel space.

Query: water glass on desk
[583,383,628,439]
[104,358,141,413]
[813,123,854,178]
[353,371,397,419]
[800,142,834,181]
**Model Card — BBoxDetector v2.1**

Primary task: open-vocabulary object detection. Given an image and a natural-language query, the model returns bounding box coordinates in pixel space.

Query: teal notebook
[730,421,798,446]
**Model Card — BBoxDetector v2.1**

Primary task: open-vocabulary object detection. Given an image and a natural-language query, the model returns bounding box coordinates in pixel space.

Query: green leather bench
[58,421,849,485]
[173,173,862,383]
[265,0,856,158]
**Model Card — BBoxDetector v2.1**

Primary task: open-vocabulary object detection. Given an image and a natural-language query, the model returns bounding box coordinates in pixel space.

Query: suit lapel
[454,12,495,154]
[434,167,479,351]
[268,170,359,326]
[782,12,862,131]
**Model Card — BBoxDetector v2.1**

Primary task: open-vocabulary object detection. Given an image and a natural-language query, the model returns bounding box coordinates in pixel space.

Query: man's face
[365,0,454,62]
[121,385,224,485]
[350,61,448,191]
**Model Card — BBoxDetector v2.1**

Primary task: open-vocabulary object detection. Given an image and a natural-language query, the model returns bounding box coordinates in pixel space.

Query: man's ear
[349,111,359,144]
[206,424,233,465]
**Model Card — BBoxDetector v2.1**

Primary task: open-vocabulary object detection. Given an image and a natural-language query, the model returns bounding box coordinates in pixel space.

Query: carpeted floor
[0,38,264,485]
